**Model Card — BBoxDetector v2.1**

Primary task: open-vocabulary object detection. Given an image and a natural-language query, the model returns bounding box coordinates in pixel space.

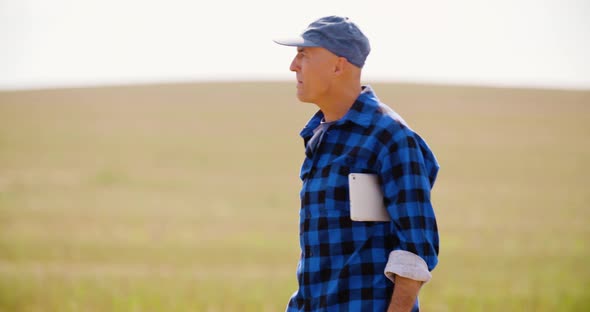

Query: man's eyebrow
[297,47,305,53]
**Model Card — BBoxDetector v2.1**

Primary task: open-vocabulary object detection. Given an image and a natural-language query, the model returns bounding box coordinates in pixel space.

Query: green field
[0,82,589,311]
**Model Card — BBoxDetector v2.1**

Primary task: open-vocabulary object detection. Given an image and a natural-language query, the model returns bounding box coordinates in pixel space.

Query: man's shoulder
[357,85,408,128]
[367,102,414,141]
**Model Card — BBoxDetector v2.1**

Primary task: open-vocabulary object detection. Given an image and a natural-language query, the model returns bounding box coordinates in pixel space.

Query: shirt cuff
[384,250,432,283]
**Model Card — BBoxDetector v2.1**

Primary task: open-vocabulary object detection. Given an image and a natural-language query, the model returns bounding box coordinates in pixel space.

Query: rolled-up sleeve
[378,129,440,282]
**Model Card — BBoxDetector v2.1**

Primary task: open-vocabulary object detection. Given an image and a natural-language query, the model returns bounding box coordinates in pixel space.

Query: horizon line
[1,77,589,93]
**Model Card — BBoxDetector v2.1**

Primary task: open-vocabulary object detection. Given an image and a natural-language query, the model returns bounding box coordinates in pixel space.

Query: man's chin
[296,93,314,104]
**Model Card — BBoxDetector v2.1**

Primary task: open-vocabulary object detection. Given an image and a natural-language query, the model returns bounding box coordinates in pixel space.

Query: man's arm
[387,275,422,312]
[377,129,440,311]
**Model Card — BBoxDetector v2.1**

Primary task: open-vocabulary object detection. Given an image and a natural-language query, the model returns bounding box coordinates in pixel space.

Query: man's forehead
[298,46,342,60]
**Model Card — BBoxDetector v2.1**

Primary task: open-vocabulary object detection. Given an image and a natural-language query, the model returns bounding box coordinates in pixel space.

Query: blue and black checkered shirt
[286,86,439,311]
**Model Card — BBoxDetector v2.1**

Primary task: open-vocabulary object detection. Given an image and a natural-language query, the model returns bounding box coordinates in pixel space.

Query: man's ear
[333,57,348,76]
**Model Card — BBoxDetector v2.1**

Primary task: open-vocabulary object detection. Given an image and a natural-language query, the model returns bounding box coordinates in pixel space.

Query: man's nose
[290,57,299,72]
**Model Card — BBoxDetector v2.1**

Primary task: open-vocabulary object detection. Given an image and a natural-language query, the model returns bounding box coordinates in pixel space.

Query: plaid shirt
[286,86,439,311]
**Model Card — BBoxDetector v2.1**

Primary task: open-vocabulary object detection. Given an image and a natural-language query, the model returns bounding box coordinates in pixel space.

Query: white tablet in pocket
[348,173,390,222]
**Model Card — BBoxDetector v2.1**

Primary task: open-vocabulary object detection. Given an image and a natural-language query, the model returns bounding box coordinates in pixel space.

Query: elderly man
[274,16,440,312]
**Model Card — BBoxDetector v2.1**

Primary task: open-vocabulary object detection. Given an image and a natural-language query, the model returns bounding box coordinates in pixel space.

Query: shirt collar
[300,85,379,139]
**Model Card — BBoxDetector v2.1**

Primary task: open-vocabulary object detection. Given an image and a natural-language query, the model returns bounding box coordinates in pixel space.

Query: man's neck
[317,84,362,122]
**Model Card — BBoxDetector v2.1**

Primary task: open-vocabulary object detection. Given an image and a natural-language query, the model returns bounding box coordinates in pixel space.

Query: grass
[0,82,589,311]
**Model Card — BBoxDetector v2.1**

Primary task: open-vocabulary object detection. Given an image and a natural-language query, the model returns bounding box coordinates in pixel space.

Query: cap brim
[273,36,321,47]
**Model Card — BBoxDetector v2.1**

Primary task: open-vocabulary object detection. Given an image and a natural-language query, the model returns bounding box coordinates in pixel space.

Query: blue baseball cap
[273,16,371,68]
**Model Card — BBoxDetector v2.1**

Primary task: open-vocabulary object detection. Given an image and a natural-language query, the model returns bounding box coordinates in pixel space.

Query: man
[274,16,440,312]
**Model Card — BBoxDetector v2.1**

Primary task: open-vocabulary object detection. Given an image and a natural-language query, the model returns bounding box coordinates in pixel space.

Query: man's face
[289,47,339,103]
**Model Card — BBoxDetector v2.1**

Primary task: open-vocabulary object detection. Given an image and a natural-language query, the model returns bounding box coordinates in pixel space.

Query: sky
[1,0,589,90]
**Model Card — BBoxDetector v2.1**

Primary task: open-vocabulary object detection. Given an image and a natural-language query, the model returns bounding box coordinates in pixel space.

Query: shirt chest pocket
[300,151,377,183]
[321,154,376,188]
[300,153,377,216]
